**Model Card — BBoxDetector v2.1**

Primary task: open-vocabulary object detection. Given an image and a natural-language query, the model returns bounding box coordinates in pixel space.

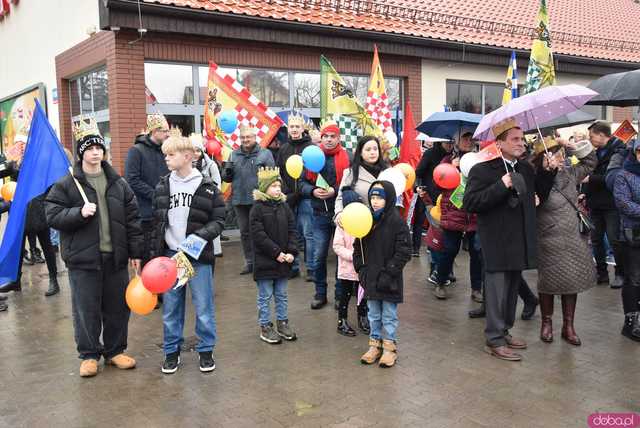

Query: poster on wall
[0,83,46,162]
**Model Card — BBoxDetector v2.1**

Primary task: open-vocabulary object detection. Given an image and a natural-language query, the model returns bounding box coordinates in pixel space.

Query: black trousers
[26,229,58,277]
[412,198,426,251]
[622,244,640,314]
[484,271,521,347]
[68,254,130,360]
[140,220,155,268]
[234,204,254,268]
[590,209,624,277]
[337,279,367,320]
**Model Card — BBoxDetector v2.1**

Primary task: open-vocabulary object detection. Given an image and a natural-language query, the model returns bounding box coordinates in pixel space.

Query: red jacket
[438,155,477,233]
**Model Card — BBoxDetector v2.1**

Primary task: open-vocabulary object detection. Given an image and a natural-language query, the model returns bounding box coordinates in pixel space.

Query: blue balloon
[302,145,326,173]
[219,110,239,134]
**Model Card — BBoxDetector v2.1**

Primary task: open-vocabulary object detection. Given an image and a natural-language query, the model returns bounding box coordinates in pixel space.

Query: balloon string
[360,239,365,265]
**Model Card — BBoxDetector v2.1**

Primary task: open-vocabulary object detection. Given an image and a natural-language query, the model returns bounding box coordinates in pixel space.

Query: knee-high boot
[539,293,554,343]
[561,294,581,346]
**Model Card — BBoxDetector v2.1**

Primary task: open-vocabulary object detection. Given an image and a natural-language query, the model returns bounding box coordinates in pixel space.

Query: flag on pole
[502,51,519,105]
[366,45,393,136]
[320,55,384,151]
[524,0,556,93]
[0,100,70,288]
[398,102,421,219]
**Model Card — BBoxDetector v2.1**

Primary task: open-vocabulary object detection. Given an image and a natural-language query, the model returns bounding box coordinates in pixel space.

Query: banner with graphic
[0,85,45,162]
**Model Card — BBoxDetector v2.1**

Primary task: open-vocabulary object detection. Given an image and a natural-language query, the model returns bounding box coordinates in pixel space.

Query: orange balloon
[1,182,17,202]
[126,275,158,315]
[394,163,416,191]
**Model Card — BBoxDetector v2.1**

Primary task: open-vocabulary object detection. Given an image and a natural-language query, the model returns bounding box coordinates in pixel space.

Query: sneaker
[198,352,216,373]
[433,285,447,300]
[276,319,297,341]
[606,255,616,266]
[0,302,7,312]
[162,352,180,374]
[471,290,484,303]
[240,265,253,275]
[428,271,450,287]
[260,323,282,344]
[611,275,624,289]
[412,250,420,257]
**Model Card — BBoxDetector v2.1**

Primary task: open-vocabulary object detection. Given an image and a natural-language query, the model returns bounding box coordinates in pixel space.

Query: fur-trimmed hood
[253,189,287,203]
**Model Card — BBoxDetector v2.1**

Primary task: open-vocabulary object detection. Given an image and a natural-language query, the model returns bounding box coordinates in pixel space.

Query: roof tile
[143,0,640,63]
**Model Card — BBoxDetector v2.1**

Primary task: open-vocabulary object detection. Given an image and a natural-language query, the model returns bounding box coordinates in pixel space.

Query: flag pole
[68,166,90,205]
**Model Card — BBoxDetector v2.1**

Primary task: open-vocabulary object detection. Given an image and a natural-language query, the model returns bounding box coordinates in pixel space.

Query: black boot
[44,276,60,297]
[621,313,640,342]
[0,281,21,293]
[469,303,486,318]
[310,295,327,310]
[32,248,45,264]
[337,318,356,337]
[0,302,7,312]
[23,250,34,266]
[521,296,539,320]
[357,314,370,334]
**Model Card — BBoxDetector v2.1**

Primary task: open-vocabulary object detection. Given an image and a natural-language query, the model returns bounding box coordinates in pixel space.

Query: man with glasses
[124,113,170,270]
[222,125,275,275]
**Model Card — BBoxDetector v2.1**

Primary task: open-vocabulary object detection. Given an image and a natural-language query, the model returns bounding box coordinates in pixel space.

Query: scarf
[305,143,350,186]
[372,207,385,221]
[362,161,383,179]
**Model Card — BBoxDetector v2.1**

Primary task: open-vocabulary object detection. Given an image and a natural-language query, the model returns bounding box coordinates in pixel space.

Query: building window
[446,80,506,114]
[145,63,194,104]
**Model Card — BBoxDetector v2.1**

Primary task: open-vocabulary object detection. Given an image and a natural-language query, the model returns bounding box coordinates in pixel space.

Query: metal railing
[265,0,640,52]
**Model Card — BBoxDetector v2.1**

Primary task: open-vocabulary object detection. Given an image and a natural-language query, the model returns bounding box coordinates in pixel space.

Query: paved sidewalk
[0,242,637,427]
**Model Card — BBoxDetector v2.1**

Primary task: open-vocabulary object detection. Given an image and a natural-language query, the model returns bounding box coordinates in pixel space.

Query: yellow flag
[524,0,556,93]
[366,45,393,134]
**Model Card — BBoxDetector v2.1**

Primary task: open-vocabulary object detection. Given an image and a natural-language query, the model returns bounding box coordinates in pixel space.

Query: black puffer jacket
[124,134,169,220]
[415,143,450,202]
[249,190,299,280]
[276,133,313,208]
[151,174,225,265]
[584,137,626,210]
[25,193,49,233]
[353,180,412,303]
[45,162,143,270]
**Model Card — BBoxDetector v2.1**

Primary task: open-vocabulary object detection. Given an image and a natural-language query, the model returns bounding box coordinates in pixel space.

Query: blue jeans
[294,198,315,274]
[437,230,482,291]
[163,253,217,354]
[256,278,289,326]
[311,212,334,298]
[367,300,399,342]
[429,249,443,275]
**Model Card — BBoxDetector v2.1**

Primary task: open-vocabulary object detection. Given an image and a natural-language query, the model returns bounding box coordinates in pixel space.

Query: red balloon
[206,140,222,158]
[433,163,461,190]
[141,257,178,294]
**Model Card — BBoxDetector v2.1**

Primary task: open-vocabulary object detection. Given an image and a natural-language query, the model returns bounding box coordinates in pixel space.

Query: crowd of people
[0,110,638,376]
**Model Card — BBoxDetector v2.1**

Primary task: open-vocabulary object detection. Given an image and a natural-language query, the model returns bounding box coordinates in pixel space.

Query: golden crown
[168,126,183,139]
[492,118,519,138]
[147,113,169,132]
[257,166,281,182]
[73,116,101,142]
[287,111,306,127]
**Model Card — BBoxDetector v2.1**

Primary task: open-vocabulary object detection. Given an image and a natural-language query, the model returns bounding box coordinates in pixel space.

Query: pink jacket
[332,226,358,281]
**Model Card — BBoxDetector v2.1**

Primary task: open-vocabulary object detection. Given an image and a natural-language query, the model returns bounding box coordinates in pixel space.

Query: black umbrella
[524,109,596,133]
[586,69,640,107]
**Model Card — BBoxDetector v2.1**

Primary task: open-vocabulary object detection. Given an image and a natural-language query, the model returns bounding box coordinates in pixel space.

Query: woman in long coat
[534,137,597,346]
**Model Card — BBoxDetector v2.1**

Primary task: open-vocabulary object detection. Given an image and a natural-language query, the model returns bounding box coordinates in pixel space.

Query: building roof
[142,0,640,64]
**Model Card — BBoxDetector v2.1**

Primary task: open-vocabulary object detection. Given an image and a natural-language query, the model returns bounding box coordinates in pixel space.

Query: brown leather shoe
[79,359,99,377]
[379,340,397,368]
[504,335,527,349]
[484,345,522,361]
[360,339,382,364]
[106,353,136,369]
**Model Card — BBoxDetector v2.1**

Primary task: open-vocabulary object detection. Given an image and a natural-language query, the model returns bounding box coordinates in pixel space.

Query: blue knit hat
[341,187,362,207]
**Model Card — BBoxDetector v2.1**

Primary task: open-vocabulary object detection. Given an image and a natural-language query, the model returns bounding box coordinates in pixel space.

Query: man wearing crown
[125,113,170,269]
[463,119,555,362]
[45,118,143,377]
[301,120,351,309]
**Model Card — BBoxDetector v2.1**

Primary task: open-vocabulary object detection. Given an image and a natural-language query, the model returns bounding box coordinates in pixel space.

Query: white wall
[0,0,100,134]
[421,59,603,121]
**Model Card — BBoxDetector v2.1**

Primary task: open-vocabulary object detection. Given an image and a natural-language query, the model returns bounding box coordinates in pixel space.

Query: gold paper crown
[492,118,519,138]
[257,166,281,182]
[168,126,183,139]
[147,113,169,133]
[287,111,306,127]
[533,135,561,156]
[73,116,101,142]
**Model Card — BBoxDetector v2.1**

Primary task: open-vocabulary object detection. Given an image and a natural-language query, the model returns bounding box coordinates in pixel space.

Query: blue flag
[0,100,70,287]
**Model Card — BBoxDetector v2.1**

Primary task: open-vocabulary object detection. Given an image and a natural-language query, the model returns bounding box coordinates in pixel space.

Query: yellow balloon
[394,163,416,191]
[430,206,441,223]
[286,155,304,179]
[1,182,17,202]
[341,202,373,238]
[436,194,442,207]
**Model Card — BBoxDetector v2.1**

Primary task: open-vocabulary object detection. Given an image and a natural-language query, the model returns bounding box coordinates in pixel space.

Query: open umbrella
[526,109,596,133]
[586,69,640,107]
[416,111,482,140]
[416,132,451,143]
[473,84,598,141]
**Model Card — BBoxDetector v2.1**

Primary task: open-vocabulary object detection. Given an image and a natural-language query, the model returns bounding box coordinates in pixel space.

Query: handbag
[552,185,595,232]
[623,227,640,248]
[424,224,444,252]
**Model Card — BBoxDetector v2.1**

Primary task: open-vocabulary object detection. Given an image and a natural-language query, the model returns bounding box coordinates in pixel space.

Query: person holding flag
[45,118,143,378]
[301,120,351,310]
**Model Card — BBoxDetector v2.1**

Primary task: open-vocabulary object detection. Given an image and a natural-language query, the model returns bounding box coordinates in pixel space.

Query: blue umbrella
[416,111,482,139]
[276,110,311,125]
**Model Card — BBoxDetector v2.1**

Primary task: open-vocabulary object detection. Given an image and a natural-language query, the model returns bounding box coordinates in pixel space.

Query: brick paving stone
[0,242,638,427]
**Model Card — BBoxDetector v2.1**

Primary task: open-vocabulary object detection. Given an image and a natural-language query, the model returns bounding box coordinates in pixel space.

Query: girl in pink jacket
[333,224,370,336]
